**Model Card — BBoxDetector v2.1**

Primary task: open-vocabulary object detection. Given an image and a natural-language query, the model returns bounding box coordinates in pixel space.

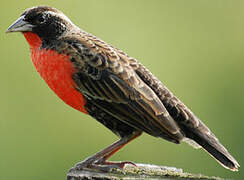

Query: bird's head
[6,6,74,40]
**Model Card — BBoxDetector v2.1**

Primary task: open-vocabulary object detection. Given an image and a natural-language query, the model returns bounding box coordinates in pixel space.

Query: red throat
[23,32,87,114]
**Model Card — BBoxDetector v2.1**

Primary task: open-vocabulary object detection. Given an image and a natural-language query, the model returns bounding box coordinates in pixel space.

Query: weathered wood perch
[67,163,224,180]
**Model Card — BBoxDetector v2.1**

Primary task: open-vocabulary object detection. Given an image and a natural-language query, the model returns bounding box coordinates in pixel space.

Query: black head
[6,6,74,40]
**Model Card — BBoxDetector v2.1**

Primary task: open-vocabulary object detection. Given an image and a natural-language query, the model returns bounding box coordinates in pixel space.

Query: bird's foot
[95,157,137,169]
[95,160,137,171]
[69,133,141,172]
[70,158,136,172]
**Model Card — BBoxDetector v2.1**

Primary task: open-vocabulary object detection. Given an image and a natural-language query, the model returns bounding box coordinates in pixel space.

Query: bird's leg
[72,131,141,172]
[94,131,141,168]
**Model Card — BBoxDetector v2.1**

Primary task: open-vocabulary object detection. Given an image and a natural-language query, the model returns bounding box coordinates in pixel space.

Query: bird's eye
[36,15,45,24]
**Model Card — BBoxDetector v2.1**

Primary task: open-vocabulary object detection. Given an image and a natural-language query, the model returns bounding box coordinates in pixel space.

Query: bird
[6,6,239,172]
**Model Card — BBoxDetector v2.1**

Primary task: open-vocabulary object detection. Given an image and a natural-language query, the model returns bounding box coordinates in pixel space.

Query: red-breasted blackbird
[6,6,239,172]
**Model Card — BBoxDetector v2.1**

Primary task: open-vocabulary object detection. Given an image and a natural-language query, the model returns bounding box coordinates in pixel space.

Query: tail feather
[182,120,239,171]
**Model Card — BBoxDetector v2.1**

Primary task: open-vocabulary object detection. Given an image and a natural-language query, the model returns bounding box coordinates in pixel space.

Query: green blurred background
[1,0,243,179]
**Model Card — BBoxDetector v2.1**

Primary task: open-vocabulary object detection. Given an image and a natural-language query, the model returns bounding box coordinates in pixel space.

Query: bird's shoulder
[71,31,172,114]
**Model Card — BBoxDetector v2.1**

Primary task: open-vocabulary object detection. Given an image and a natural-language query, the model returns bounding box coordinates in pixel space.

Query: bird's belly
[30,46,87,113]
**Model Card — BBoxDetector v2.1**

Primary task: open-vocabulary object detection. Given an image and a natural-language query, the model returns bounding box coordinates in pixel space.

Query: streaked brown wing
[73,66,183,142]
[65,32,184,142]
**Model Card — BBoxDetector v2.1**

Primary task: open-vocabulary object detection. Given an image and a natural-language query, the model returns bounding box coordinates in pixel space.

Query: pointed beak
[6,15,33,33]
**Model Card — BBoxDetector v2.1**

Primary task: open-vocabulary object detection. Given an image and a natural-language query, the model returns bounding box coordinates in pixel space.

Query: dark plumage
[7,6,239,172]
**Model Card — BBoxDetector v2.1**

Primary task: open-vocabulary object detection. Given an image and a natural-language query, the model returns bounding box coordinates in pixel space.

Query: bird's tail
[182,120,240,171]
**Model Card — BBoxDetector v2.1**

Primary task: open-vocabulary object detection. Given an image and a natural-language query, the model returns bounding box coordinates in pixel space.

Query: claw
[98,161,137,169]
[70,160,137,172]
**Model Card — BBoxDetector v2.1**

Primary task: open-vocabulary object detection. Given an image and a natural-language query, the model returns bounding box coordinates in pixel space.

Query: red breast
[23,32,87,114]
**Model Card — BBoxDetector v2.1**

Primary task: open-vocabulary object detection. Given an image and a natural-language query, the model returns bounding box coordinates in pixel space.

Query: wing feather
[64,32,184,142]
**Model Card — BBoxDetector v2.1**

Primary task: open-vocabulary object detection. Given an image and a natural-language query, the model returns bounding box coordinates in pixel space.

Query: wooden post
[67,163,224,180]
